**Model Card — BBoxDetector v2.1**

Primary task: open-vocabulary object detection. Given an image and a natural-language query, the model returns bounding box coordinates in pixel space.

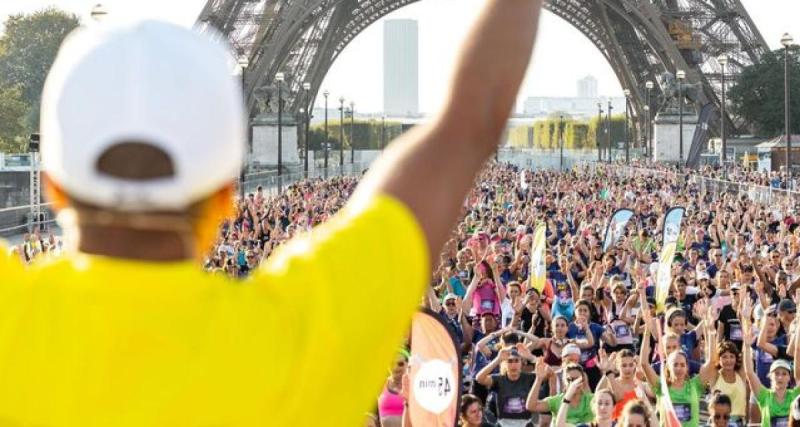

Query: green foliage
[728,47,800,136]
[509,115,625,150]
[309,119,403,150]
[0,84,29,152]
[588,114,627,149]
[0,8,80,133]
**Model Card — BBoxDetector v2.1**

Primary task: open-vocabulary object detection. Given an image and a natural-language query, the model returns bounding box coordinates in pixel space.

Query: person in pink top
[464,260,504,319]
[377,352,408,427]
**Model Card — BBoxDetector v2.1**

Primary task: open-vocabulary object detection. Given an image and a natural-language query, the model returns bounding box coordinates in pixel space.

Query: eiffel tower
[196,0,768,168]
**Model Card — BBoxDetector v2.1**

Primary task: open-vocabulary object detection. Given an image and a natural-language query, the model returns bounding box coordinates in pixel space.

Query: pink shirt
[378,385,404,418]
[472,280,501,316]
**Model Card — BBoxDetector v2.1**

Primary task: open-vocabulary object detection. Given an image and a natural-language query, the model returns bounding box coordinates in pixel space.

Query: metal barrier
[0,203,56,237]
[1,163,371,237]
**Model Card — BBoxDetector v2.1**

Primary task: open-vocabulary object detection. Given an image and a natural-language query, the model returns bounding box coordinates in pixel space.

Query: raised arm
[698,307,719,386]
[526,359,552,413]
[794,317,800,384]
[349,0,544,267]
[639,321,659,388]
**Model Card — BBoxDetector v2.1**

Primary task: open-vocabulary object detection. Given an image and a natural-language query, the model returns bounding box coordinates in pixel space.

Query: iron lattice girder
[198,0,768,156]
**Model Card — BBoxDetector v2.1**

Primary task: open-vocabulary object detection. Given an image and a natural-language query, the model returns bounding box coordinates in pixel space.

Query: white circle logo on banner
[412,359,456,414]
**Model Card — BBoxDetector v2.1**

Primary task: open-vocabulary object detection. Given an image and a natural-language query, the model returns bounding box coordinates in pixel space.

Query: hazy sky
[1,0,798,114]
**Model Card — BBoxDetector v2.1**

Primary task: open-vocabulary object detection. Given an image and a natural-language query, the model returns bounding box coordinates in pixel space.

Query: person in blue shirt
[569,299,617,389]
[665,307,704,360]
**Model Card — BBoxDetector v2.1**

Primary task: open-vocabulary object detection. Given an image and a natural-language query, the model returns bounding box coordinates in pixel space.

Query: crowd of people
[375,161,800,427]
[11,159,800,427]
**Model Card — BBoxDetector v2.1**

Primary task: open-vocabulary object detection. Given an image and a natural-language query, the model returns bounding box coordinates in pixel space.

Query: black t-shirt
[490,372,536,420]
[717,303,743,350]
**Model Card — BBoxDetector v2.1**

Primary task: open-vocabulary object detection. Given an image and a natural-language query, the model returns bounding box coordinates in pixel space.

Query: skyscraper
[384,19,419,117]
[577,75,598,99]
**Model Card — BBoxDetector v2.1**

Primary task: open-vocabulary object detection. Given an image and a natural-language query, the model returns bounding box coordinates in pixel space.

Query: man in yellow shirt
[0,1,543,425]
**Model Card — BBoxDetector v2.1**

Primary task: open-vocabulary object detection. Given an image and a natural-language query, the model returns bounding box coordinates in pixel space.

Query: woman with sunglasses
[526,361,594,426]
[554,378,615,427]
[707,392,734,427]
[742,300,800,427]
[476,345,536,427]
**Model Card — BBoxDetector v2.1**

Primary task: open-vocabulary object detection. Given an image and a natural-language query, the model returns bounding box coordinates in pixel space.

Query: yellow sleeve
[251,194,429,414]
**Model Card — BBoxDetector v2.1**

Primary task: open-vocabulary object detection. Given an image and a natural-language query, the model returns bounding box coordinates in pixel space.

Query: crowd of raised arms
[12,161,800,427]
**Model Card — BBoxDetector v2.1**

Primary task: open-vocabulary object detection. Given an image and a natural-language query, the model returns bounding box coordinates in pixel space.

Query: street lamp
[559,115,565,171]
[302,82,311,176]
[349,101,355,164]
[645,81,654,162]
[623,89,631,164]
[381,115,386,150]
[597,103,604,162]
[718,55,729,178]
[606,99,613,163]
[323,89,330,172]
[676,69,686,169]
[275,72,284,176]
[237,58,250,199]
[90,3,108,21]
[338,96,345,169]
[782,33,794,182]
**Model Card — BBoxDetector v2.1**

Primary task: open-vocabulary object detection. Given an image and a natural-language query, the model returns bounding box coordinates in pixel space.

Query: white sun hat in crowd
[40,19,245,212]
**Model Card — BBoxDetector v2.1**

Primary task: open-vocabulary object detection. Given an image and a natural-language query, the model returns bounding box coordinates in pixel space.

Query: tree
[0,84,29,153]
[0,8,80,129]
[728,46,800,136]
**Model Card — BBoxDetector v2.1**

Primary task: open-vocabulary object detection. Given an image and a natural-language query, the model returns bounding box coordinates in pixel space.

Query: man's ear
[43,173,69,211]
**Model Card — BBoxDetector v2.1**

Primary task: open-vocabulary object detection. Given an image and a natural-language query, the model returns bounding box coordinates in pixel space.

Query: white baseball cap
[41,20,245,212]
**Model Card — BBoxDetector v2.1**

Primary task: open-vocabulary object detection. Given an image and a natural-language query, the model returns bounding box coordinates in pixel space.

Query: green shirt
[654,376,704,427]
[755,387,800,427]
[545,391,593,426]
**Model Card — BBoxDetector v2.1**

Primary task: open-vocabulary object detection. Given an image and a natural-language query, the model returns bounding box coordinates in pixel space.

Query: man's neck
[77,226,193,262]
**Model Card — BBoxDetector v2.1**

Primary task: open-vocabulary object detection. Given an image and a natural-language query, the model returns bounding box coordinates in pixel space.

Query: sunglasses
[506,358,521,364]
[713,414,731,420]
[445,301,456,306]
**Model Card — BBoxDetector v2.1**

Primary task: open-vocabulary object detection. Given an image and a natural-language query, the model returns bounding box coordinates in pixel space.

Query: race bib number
[481,300,495,311]
[729,323,743,341]
[673,403,692,422]
[772,416,789,427]
[614,323,631,339]
[760,351,774,364]
[503,396,526,414]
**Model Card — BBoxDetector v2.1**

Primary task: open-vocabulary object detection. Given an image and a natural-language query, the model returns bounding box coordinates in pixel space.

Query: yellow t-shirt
[0,195,429,426]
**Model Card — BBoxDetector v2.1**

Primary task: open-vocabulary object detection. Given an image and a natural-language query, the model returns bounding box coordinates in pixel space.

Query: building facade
[383,19,419,117]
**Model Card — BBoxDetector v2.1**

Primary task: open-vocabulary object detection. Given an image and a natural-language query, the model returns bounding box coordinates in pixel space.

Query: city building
[522,96,626,119]
[577,75,598,99]
[383,19,419,117]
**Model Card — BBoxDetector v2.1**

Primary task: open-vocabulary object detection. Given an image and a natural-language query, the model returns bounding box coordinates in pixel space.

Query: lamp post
[275,72,284,176]
[302,82,311,176]
[323,90,329,172]
[90,3,108,21]
[349,101,355,164]
[623,89,630,164]
[237,59,249,199]
[646,81,654,162]
[338,96,345,169]
[381,115,386,150]
[782,33,794,183]
[597,103,603,162]
[559,115,564,171]
[606,100,613,163]
[676,69,686,169]
[718,55,728,178]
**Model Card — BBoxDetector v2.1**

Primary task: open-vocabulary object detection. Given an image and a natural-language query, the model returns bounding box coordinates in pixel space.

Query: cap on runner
[40,20,245,212]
